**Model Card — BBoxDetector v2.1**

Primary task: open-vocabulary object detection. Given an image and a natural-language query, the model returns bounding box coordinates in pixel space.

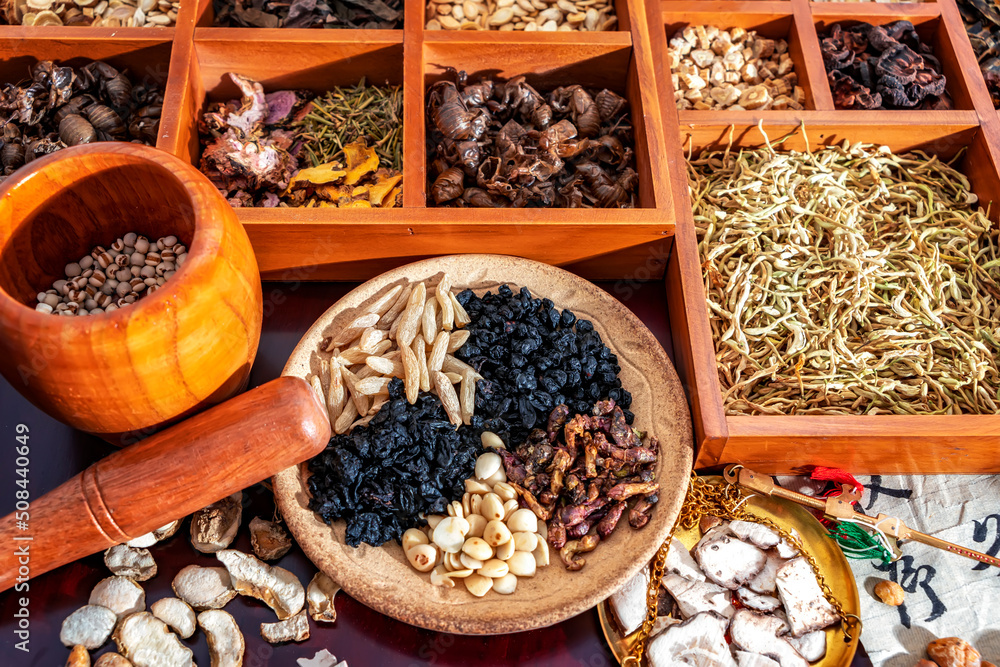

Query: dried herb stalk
[294,79,402,172]
[692,126,1000,415]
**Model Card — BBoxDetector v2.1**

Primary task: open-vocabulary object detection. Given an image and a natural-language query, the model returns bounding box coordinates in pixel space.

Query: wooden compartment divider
[652,0,1000,474]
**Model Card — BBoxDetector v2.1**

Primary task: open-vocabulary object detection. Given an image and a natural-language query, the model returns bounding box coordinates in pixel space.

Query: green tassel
[829,521,893,565]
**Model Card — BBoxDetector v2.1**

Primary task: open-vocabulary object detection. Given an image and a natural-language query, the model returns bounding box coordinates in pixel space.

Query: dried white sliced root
[114,612,194,667]
[104,545,157,582]
[198,609,245,667]
[125,520,181,549]
[67,644,90,667]
[61,604,117,649]
[297,649,349,667]
[191,492,243,553]
[150,598,196,639]
[94,653,133,667]
[306,572,340,623]
[89,577,145,623]
[250,517,292,561]
[260,608,310,643]
[171,565,237,610]
[216,549,305,620]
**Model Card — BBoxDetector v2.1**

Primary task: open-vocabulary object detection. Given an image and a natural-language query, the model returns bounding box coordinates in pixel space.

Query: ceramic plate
[599,479,860,664]
[273,254,694,634]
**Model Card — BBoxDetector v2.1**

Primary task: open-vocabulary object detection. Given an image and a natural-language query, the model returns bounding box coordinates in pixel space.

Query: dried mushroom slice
[94,652,134,667]
[125,520,181,549]
[216,549,305,620]
[249,517,292,561]
[61,605,117,649]
[153,520,182,541]
[104,545,157,582]
[67,644,90,667]
[297,649,348,667]
[172,565,237,610]
[191,492,243,553]
[150,597,196,639]
[114,612,194,667]
[306,572,340,623]
[198,609,245,667]
[260,609,310,644]
[89,577,145,623]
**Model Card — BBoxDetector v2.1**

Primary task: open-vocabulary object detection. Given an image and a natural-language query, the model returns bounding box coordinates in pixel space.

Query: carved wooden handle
[0,377,331,591]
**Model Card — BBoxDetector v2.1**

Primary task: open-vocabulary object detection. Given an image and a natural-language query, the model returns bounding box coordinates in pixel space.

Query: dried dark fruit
[820,21,950,110]
[306,379,482,548]
[456,284,631,445]
[426,70,637,208]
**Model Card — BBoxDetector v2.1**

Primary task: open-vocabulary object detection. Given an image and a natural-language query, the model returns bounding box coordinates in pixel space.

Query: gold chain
[623,474,860,665]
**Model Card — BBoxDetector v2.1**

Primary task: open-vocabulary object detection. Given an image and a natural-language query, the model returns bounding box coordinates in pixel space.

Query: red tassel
[811,466,863,496]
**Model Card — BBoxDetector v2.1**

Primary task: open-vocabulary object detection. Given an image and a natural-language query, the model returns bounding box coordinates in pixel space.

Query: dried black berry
[306,379,481,547]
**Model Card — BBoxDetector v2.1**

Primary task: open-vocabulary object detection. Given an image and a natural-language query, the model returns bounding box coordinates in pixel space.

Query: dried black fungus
[426,69,638,208]
[456,284,632,446]
[307,379,481,547]
[820,21,950,110]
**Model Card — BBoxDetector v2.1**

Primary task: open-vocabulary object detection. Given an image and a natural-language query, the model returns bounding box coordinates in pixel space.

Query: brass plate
[600,480,860,665]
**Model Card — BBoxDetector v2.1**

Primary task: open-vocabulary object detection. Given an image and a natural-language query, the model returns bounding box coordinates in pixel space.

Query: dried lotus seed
[464,573,493,597]
[60,604,117,649]
[306,572,340,623]
[474,452,501,480]
[113,612,194,667]
[506,508,538,534]
[459,552,483,570]
[172,565,237,610]
[493,573,518,595]
[466,514,487,539]
[430,565,456,588]
[480,431,505,449]
[191,492,242,554]
[533,536,550,566]
[150,598,196,639]
[484,465,507,487]
[104,544,157,581]
[513,532,538,552]
[66,644,90,667]
[478,559,509,578]
[94,652,132,667]
[465,479,492,495]
[89,576,145,623]
[426,514,444,530]
[506,551,537,577]
[406,544,438,572]
[483,520,512,547]
[479,493,504,522]
[495,539,516,561]
[462,537,494,561]
[492,482,517,502]
[432,516,469,553]
[260,609,309,644]
[198,609,245,665]
[249,517,292,561]
[502,498,519,520]
[401,528,429,553]
[216,550,305,620]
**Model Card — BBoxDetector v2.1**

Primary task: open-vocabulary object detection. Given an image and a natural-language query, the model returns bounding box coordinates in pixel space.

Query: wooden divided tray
[653,0,1000,474]
[3,0,999,474]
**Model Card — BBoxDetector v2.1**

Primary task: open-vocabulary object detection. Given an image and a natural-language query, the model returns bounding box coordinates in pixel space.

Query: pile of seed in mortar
[34,232,187,315]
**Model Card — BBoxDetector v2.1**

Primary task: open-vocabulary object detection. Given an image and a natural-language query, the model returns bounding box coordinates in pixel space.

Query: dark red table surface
[0,279,872,667]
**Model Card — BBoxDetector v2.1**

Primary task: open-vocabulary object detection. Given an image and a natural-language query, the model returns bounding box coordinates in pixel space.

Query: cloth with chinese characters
[778,474,1000,666]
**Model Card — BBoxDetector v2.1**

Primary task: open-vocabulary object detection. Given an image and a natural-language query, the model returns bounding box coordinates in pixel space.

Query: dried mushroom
[104,545,157,582]
[94,654,133,667]
[216,549,305,620]
[250,516,293,560]
[213,0,402,29]
[260,609,310,644]
[191,491,243,553]
[126,520,181,549]
[820,21,950,109]
[426,70,638,208]
[114,612,194,667]
[171,565,238,610]
[67,644,90,667]
[0,60,163,183]
[60,605,117,649]
[306,571,341,622]
[150,598,197,639]
[198,609,245,667]
[89,576,145,623]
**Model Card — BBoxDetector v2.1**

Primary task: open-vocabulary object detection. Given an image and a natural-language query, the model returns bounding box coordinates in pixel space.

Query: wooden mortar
[0,143,263,442]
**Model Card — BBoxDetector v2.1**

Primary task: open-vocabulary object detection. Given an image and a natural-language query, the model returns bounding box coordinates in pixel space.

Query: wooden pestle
[0,376,331,591]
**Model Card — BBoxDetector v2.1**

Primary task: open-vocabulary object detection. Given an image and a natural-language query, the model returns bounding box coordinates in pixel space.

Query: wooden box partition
[651,0,1000,474]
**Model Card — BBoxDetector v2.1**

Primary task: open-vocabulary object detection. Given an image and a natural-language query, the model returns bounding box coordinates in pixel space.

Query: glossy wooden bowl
[0,143,263,442]
[273,254,695,635]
